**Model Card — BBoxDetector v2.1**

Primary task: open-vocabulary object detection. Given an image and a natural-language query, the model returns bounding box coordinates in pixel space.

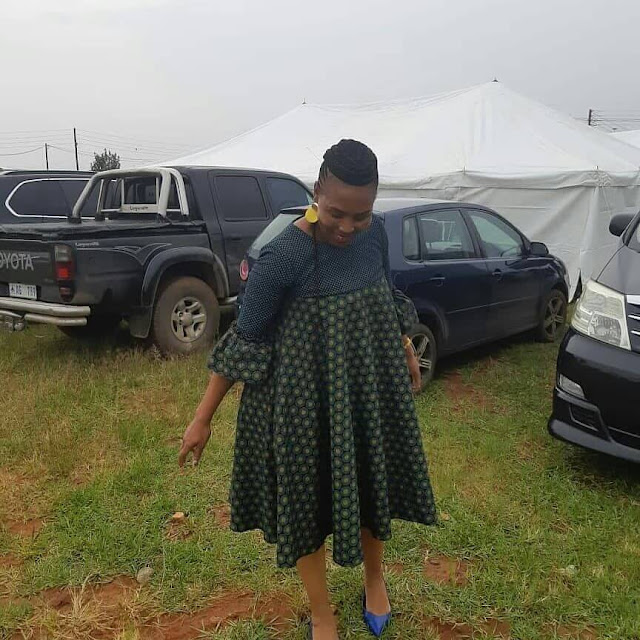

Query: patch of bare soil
[7,518,44,538]
[386,562,404,575]
[139,590,296,639]
[165,512,193,541]
[208,504,231,528]
[543,623,597,639]
[37,576,139,613]
[0,553,22,569]
[120,386,181,422]
[423,554,470,587]
[444,372,498,413]
[517,438,547,462]
[424,617,511,639]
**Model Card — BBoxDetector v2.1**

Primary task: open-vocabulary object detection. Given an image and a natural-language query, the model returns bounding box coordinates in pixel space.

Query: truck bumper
[0,297,90,329]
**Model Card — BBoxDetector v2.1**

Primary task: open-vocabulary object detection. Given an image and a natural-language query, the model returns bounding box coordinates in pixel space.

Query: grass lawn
[1,323,639,639]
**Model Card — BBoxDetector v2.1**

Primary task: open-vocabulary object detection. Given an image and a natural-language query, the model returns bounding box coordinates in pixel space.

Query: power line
[0,146,43,157]
[76,136,182,156]
[76,128,192,150]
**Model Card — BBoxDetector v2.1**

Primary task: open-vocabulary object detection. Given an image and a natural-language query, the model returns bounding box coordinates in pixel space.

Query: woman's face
[314,174,376,247]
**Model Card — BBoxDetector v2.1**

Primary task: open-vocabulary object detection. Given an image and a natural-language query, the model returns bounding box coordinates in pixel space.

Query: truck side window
[266,178,311,214]
[214,176,268,221]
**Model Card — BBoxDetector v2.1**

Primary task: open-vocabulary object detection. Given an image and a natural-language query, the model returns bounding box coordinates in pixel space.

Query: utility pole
[45,143,49,170]
[73,127,79,170]
[588,109,593,126]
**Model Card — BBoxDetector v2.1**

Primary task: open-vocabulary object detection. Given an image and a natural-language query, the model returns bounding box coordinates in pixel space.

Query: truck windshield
[629,217,640,253]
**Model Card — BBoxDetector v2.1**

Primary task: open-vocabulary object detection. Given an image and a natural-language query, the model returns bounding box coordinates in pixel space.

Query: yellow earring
[305,203,319,224]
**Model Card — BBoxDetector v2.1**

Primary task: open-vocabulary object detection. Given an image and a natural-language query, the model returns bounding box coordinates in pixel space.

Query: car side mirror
[609,213,635,237]
[530,242,549,257]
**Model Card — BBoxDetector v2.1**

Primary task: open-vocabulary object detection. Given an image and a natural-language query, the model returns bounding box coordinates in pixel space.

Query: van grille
[628,295,640,354]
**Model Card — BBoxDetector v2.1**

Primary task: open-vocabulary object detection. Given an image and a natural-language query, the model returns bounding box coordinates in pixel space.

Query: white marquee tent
[171,83,640,294]
[613,129,640,149]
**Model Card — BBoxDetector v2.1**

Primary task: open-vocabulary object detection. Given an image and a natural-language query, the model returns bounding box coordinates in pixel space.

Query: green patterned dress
[208,216,436,568]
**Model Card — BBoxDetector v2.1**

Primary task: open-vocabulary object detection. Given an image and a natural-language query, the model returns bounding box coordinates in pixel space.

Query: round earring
[305,202,319,224]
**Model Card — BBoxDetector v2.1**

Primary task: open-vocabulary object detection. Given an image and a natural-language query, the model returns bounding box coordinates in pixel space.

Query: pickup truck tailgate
[0,239,55,287]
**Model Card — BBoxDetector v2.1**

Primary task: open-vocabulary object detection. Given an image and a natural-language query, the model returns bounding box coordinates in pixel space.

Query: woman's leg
[296,544,339,639]
[361,527,390,615]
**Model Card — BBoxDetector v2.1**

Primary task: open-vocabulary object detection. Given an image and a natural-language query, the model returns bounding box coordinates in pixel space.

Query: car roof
[0,170,93,178]
[166,165,309,181]
[374,197,493,215]
[277,198,493,217]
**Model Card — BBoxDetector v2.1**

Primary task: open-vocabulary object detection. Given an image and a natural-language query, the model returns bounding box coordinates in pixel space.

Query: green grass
[1,325,640,639]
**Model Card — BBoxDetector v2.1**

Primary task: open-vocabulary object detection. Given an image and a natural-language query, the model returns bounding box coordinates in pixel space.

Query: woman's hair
[318,139,379,188]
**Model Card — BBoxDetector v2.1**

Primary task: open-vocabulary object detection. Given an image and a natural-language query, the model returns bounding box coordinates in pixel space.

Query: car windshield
[248,212,299,257]
[629,217,640,253]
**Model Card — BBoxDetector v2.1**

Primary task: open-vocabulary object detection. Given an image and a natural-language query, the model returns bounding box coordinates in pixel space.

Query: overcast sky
[2,0,639,170]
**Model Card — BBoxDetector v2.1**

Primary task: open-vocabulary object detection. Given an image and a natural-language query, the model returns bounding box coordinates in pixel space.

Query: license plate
[9,283,37,300]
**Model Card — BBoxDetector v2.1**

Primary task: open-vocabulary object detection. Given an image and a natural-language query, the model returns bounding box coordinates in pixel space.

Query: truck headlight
[571,280,631,350]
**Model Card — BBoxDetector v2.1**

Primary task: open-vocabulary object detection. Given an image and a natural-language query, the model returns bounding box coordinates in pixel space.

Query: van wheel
[408,323,438,390]
[537,289,568,342]
[151,276,219,355]
[59,315,121,339]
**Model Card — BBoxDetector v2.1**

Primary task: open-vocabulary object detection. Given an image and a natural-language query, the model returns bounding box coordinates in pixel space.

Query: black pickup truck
[0,166,311,353]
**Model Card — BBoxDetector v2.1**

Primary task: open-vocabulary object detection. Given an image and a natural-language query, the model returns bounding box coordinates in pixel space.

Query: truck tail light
[239,259,249,282]
[54,244,75,302]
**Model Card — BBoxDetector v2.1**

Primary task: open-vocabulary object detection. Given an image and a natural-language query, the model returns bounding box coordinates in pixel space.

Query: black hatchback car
[549,210,640,462]
[239,198,570,385]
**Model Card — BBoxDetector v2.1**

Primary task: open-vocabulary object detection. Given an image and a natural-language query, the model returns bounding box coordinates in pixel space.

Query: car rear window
[8,180,71,217]
[248,212,299,257]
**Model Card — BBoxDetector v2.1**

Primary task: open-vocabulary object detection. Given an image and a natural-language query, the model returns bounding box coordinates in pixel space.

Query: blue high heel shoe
[362,586,392,637]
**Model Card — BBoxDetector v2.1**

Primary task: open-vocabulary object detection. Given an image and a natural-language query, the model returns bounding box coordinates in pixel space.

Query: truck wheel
[151,276,219,355]
[408,323,438,390]
[536,289,568,343]
[59,315,121,339]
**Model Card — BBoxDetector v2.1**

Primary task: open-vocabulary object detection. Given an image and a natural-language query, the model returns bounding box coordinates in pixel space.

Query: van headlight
[571,280,631,350]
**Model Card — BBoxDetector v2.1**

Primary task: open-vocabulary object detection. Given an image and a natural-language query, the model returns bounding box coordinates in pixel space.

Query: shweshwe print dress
[208,215,436,568]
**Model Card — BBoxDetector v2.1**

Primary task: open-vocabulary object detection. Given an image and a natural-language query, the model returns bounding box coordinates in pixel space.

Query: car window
[59,180,97,217]
[215,175,268,221]
[403,216,420,260]
[266,178,311,214]
[467,209,524,258]
[419,209,476,261]
[102,176,181,219]
[249,213,299,257]
[629,218,640,253]
[8,180,70,216]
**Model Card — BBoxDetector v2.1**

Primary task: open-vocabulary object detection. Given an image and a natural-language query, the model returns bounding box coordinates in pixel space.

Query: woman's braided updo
[318,139,378,188]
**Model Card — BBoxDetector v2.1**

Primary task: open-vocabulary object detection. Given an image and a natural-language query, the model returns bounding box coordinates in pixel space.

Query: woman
[179,139,437,639]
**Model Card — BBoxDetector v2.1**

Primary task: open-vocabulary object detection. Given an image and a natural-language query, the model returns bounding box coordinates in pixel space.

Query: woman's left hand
[405,343,422,393]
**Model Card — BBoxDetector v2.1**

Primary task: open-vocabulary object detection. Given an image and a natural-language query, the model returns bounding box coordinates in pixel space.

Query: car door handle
[492,269,503,281]
[429,275,445,287]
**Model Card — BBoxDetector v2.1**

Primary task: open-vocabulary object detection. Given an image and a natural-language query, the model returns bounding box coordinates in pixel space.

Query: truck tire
[151,276,219,355]
[59,314,121,340]
[408,323,438,390]
[536,289,568,343]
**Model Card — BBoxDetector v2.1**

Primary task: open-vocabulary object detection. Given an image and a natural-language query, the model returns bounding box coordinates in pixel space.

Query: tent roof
[613,129,640,149]
[170,82,640,189]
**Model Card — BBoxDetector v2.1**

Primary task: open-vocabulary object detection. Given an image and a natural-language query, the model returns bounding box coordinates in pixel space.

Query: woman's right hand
[178,417,212,468]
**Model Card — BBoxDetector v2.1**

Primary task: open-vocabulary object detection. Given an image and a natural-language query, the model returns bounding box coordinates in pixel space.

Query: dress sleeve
[207,242,294,383]
[378,218,419,335]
